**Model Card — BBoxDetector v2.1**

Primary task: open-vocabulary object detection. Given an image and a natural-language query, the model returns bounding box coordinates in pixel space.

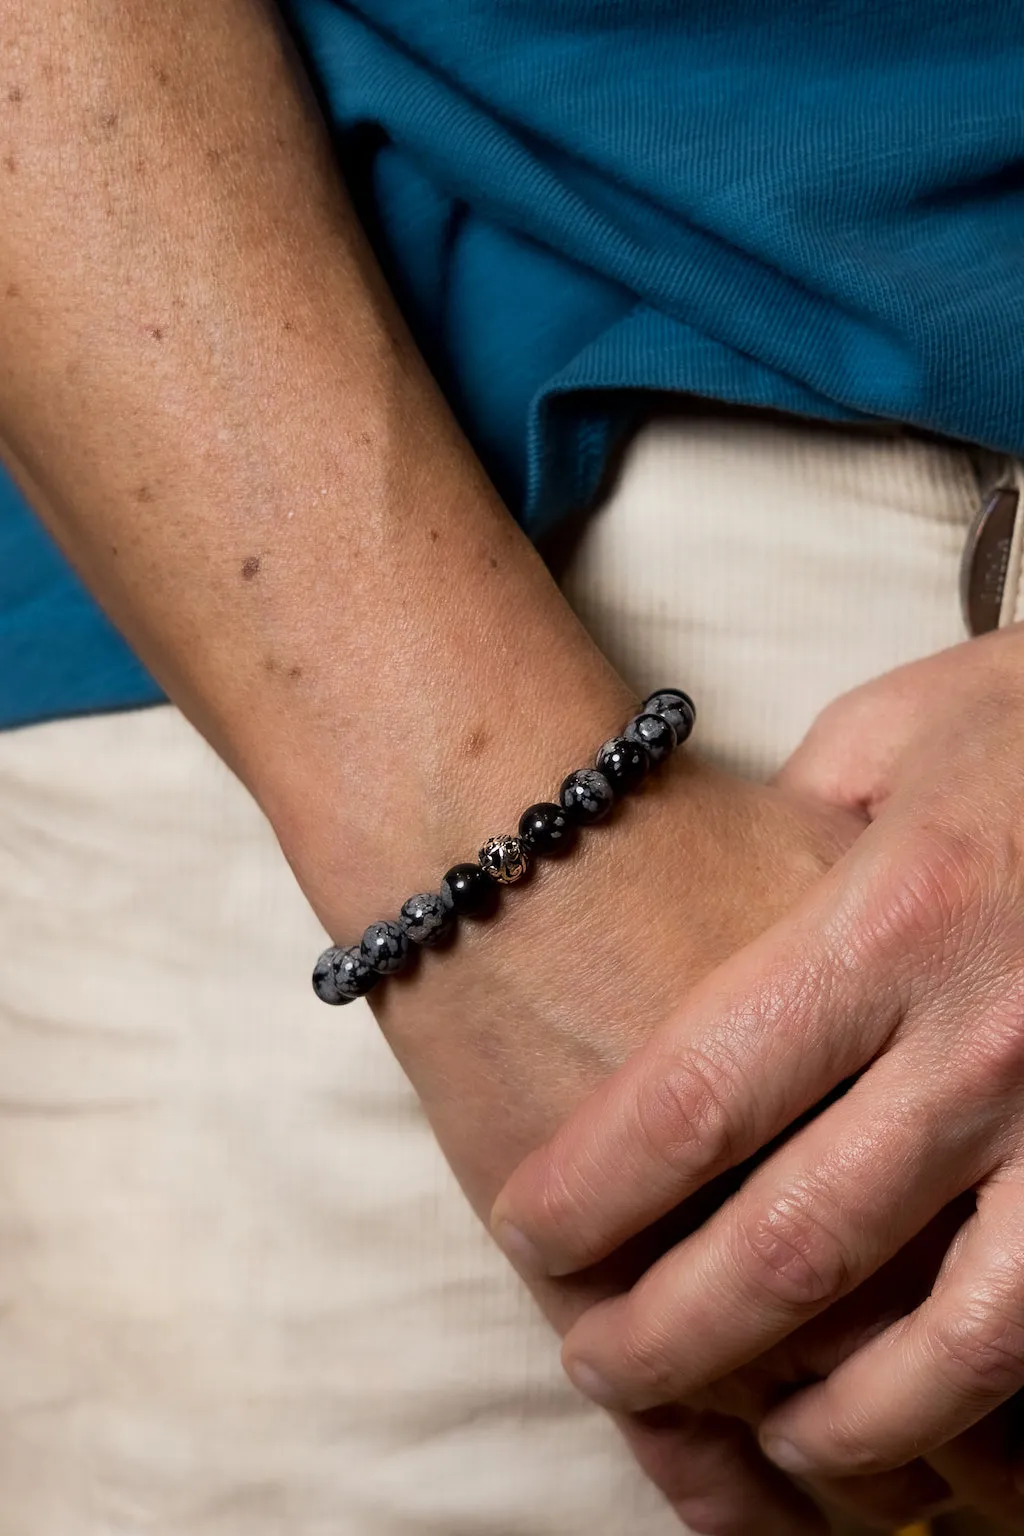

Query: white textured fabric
[0,414,1012,1535]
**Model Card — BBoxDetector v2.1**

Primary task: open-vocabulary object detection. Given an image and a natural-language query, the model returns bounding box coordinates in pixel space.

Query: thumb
[775,665,935,813]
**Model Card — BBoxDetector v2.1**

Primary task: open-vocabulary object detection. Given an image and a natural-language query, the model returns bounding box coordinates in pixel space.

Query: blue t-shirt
[3,0,1024,729]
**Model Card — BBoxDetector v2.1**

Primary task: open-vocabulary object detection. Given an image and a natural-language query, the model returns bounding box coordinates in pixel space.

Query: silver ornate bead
[478,834,530,884]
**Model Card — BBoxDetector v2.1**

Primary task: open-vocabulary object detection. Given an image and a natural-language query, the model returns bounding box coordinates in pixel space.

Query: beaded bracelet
[311,688,695,1006]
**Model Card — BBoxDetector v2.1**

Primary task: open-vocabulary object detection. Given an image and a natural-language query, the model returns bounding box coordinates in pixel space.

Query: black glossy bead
[312,944,379,1005]
[518,801,578,857]
[595,734,650,796]
[399,891,454,947]
[360,919,410,975]
[441,861,498,918]
[624,711,677,765]
[559,768,615,825]
[643,688,696,744]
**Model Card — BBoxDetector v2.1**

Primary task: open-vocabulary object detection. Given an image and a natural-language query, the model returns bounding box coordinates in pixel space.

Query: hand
[492,627,1024,1523]
[370,748,876,1535]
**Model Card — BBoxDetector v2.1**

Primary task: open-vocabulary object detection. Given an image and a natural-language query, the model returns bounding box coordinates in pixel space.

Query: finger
[557,1048,982,1412]
[493,877,898,1279]
[759,1180,1024,1478]
[620,1406,827,1536]
[927,1394,1024,1526]
[813,1462,954,1529]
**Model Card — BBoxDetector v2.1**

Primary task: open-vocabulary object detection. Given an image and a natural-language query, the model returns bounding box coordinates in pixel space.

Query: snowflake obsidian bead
[518,801,577,857]
[441,861,498,918]
[309,687,696,1004]
[559,767,615,825]
[360,919,410,974]
[479,834,530,884]
[643,688,696,744]
[624,711,676,765]
[595,734,650,795]
[312,944,379,1005]
[399,891,454,947]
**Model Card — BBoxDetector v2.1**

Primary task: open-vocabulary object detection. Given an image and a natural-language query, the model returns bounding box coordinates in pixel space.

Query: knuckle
[737,1187,854,1311]
[616,1310,683,1404]
[821,1410,889,1474]
[529,1144,605,1248]
[930,1300,1024,1401]
[633,1047,748,1184]
[963,995,1024,1100]
[872,821,983,957]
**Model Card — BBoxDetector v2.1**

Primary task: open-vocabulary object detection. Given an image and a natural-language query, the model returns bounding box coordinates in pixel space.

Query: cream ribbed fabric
[0,414,1013,1535]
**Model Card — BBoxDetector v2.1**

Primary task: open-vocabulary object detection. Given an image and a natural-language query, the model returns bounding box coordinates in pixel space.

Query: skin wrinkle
[8,5,1018,1530]
[497,626,1024,1505]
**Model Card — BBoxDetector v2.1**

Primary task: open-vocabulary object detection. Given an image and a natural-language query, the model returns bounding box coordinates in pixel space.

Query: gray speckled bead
[312,946,347,1005]
[360,919,410,975]
[312,944,379,1005]
[643,689,696,744]
[559,767,615,825]
[399,891,453,947]
[624,711,677,765]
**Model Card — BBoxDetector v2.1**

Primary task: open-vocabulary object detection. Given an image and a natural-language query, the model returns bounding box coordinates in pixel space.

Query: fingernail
[491,1220,545,1276]
[760,1436,815,1476]
[565,1358,619,1408]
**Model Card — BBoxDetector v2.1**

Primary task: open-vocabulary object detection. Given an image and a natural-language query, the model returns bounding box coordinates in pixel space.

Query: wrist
[261,621,638,937]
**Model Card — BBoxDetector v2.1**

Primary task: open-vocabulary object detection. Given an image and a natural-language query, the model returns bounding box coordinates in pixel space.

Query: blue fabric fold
[4,0,1023,728]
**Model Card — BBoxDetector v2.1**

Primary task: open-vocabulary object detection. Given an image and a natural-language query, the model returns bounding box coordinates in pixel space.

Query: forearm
[0,0,640,930]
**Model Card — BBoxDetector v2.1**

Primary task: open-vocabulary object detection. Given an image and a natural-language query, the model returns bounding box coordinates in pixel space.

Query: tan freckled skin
[241,556,261,580]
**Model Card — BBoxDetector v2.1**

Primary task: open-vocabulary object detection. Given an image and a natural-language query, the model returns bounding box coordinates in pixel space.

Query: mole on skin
[241,556,261,581]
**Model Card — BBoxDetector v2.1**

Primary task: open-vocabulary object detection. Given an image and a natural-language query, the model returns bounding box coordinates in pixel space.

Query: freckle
[288,665,303,680]
[241,555,261,581]
[41,63,54,82]
[428,528,439,543]
[205,147,222,166]
[171,294,184,309]
[358,430,373,447]
[464,727,489,758]
[154,67,169,87]
[8,86,23,104]
[263,655,278,673]
[136,484,154,503]
[101,111,119,132]
[110,544,119,557]
[282,318,294,332]
[2,155,16,175]
[148,326,165,342]
[134,156,147,174]
[488,556,498,570]
[4,283,18,299]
